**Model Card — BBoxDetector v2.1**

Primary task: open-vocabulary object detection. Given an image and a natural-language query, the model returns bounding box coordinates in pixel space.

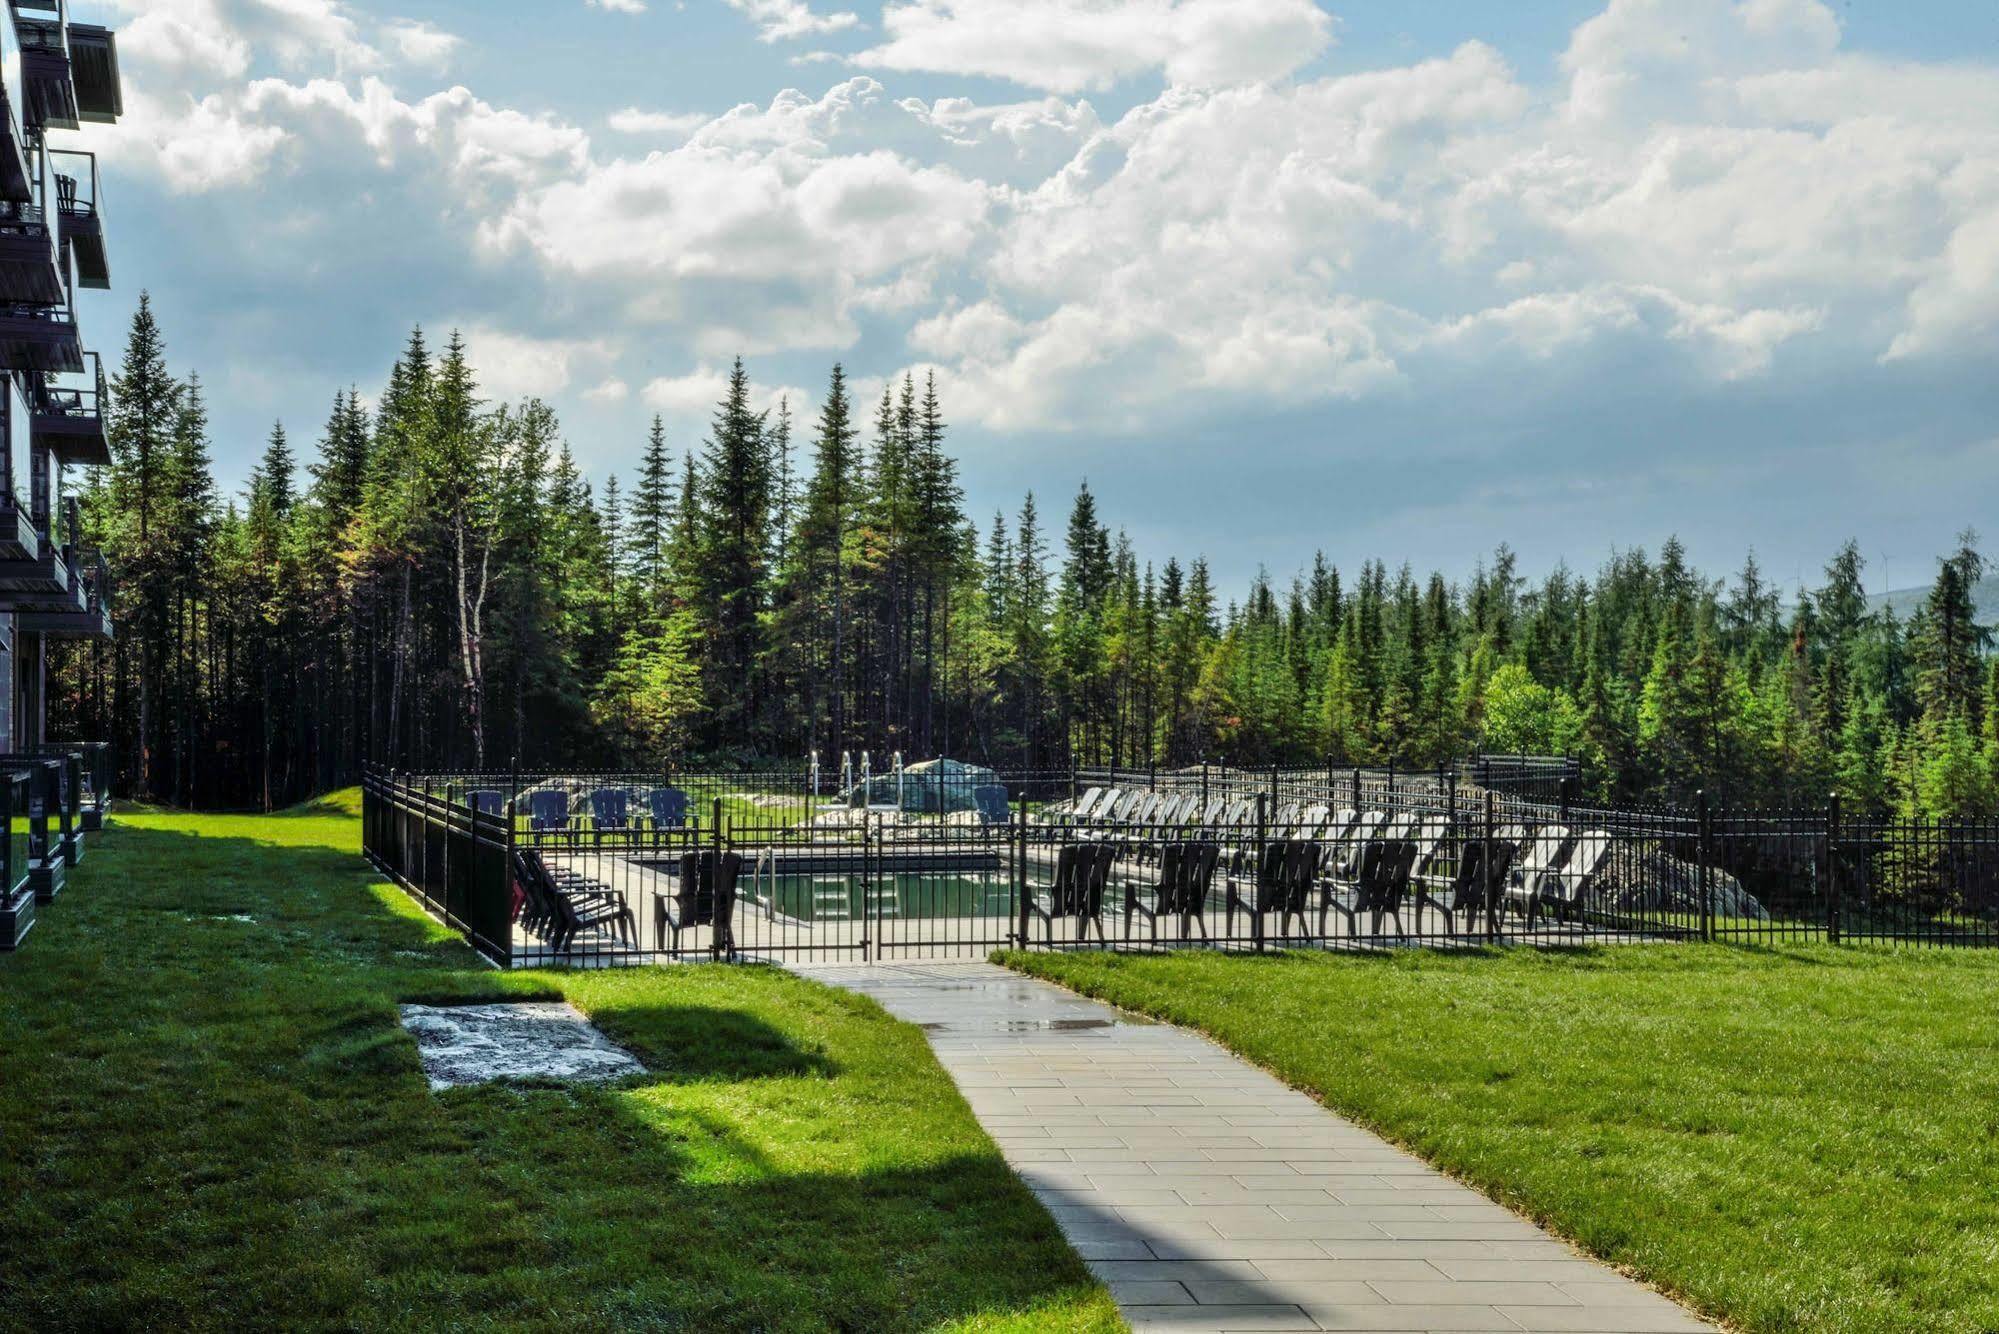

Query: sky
[71,0,1999,599]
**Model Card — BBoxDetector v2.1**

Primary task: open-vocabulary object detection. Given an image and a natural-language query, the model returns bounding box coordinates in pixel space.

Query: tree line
[46,297,1999,817]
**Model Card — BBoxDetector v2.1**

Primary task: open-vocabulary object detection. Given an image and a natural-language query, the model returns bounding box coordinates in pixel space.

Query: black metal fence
[360,764,1999,968]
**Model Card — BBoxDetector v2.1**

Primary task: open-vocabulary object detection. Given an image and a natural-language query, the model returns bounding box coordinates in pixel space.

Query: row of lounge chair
[514,846,742,955]
[1032,794,1619,942]
[468,786,695,836]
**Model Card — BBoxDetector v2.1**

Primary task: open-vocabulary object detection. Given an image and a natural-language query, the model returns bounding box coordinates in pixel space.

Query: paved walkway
[795,961,1713,1334]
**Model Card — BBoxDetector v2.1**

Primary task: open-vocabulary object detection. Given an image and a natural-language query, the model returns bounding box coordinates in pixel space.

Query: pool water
[746,871,1018,922]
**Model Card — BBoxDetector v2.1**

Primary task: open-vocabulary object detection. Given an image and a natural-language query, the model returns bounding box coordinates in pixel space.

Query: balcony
[33,349,105,464]
[0,297,80,372]
[0,9,28,202]
[13,0,78,133]
[0,375,37,561]
[0,146,64,304]
[0,490,72,604]
[66,21,113,123]
[19,542,106,637]
[49,147,101,288]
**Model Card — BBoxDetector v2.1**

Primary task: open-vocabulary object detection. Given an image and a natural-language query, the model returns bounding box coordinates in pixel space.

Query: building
[0,0,120,948]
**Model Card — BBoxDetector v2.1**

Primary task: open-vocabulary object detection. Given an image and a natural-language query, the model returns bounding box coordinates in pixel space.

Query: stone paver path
[796,961,1713,1334]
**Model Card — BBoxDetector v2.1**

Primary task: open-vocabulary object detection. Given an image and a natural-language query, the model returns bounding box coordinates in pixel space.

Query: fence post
[1201,761,1210,812]
[1560,774,1575,822]
[1697,790,1714,942]
[1069,766,1078,809]
[1253,792,1268,954]
[1351,767,1361,811]
[1269,764,1279,815]
[1015,795,1030,949]
[711,797,725,962]
[1826,791,1843,945]
[1483,790,1498,943]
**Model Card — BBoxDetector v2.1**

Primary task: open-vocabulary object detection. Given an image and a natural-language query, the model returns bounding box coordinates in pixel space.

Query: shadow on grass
[1,819,1114,1332]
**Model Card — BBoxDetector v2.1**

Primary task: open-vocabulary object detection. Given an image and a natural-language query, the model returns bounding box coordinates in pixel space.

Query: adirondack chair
[586,789,630,844]
[1225,839,1313,940]
[1355,834,1421,937]
[973,784,1012,826]
[1316,814,1391,935]
[1028,843,1116,944]
[1156,841,1220,941]
[466,788,504,818]
[1416,834,1520,935]
[526,789,570,832]
[654,850,742,954]
[648,786,692,833]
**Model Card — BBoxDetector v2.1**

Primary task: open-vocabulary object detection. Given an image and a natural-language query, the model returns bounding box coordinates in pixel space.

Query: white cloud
[641,366,814,416]
[606,107,710,135]
[587,0,648,12]
[727,0,862,43]
[455,326,614,401]
[98,0,1999,449]
[855,0,1335,93]
[385,20,462,71]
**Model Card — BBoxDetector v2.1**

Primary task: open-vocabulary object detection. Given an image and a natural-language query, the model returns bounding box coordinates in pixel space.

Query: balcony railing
[0,142,64,305]
[12,0,76,132]
[0,7,30,203]
[34,348,105,464]
[0,296,80,372]
[47,146,101,289]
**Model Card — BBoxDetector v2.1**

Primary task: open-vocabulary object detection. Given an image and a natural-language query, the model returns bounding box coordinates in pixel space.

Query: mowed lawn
[0,794,1120,1332]
[1004,944,1999,1334]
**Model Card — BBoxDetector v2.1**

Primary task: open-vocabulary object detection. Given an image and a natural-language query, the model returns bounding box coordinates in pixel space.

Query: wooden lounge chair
[1526,829,1614,924]
[1502,825,1572,919]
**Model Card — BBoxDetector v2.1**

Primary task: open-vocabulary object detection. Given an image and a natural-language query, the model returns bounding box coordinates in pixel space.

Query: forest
[45,295,1999,817]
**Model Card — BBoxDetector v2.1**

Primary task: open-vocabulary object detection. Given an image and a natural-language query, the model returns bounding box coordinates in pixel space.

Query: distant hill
[1866,576,1999,627]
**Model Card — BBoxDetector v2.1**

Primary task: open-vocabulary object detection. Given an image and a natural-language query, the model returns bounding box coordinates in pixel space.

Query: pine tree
[692,357,772,745]
[628,416,674,600]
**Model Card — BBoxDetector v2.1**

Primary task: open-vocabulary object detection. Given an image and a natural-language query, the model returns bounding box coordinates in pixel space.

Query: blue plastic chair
[466,789,504,818]
[649,787,690,830]
[526,790,570,832]
[587,789,630,834]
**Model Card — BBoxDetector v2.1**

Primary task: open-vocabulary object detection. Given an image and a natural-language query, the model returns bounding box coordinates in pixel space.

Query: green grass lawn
[1002,943,1999,1334]
[0,794,1120,1332]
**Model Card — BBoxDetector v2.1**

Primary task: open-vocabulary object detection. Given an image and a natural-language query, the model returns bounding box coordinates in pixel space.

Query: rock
[399,1001,646,1090]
